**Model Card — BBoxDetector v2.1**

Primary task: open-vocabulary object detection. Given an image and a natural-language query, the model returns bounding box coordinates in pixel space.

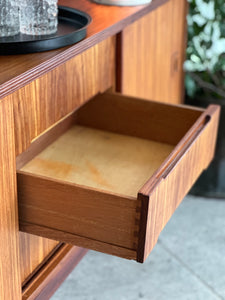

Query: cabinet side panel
[119,0,187,104]
[0,99,21,299]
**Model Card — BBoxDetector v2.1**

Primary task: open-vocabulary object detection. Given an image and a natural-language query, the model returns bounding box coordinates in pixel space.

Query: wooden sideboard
[0,0,220,299]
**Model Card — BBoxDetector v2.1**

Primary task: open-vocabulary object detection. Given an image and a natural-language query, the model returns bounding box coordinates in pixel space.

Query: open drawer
[17,92,220,263]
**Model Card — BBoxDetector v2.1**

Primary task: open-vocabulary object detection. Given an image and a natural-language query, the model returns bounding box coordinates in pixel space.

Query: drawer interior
[17,92,217,263]
[21,125,174,198]
[18,92,203,199]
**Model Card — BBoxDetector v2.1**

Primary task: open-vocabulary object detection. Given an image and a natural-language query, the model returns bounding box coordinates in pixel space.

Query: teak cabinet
[0,0,220,299]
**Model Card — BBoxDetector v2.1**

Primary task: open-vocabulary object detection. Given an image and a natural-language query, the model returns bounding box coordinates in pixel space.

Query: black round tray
[0,6,92,55]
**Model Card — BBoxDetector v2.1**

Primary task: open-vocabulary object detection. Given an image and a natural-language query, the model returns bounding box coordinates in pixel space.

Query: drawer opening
[19,125,174,198]
[17,92,219,262]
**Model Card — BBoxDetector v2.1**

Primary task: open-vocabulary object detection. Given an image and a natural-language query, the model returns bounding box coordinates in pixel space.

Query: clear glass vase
[0,0,20,37]
[20,0,58,36]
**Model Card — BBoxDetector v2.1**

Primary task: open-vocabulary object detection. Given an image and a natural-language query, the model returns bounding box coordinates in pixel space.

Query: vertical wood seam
[0,98,21,299]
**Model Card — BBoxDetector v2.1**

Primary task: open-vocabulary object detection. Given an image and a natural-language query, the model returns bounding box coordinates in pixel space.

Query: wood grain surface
[0,99,21,299]
[6,36,114,287]
[20,222,137,261]
[17,93,220,262]
[9,36,115,156]
[118,0,188,104]
[76,92,203,144]
[22,245,87,300]
[19,233,59,285]
[0,0,195,296]
[18,169,138,251]
[0,0,168,98]
[137,105,220,262]
[3,34,114,290]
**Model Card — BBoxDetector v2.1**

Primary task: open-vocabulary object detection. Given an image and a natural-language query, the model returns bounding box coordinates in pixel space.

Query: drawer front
[17,93,220,262]
[9,36,115,156]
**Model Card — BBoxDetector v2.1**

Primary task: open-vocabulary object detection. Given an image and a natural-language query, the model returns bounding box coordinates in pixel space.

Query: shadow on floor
[51,196,225,300]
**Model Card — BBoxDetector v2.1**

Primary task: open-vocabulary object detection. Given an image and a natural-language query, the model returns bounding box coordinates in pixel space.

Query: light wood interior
[21,125,174,198]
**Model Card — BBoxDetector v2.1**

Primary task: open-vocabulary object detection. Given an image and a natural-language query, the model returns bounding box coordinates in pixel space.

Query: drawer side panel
[138,105,220,262]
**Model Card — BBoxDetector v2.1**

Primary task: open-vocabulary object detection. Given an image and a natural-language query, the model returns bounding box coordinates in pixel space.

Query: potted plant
[184,0,225,198]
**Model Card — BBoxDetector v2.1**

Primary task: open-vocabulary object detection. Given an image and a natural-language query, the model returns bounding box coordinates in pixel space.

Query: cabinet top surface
[0,0,168,99]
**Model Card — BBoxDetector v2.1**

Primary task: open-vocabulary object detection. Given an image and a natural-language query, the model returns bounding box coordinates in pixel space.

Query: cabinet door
[118,0,188,104]
[19,233,59,285]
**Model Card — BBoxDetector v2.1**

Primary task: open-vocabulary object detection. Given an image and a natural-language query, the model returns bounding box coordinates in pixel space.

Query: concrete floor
[51,196,225,300]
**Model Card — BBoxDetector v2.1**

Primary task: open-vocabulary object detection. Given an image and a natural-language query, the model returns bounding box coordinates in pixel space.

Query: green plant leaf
[185,0,225,99]
[196,0,215,20]
[185,74,198,98]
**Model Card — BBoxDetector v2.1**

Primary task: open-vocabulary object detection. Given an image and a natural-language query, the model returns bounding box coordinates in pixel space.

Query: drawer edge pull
[162,113,211,180]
